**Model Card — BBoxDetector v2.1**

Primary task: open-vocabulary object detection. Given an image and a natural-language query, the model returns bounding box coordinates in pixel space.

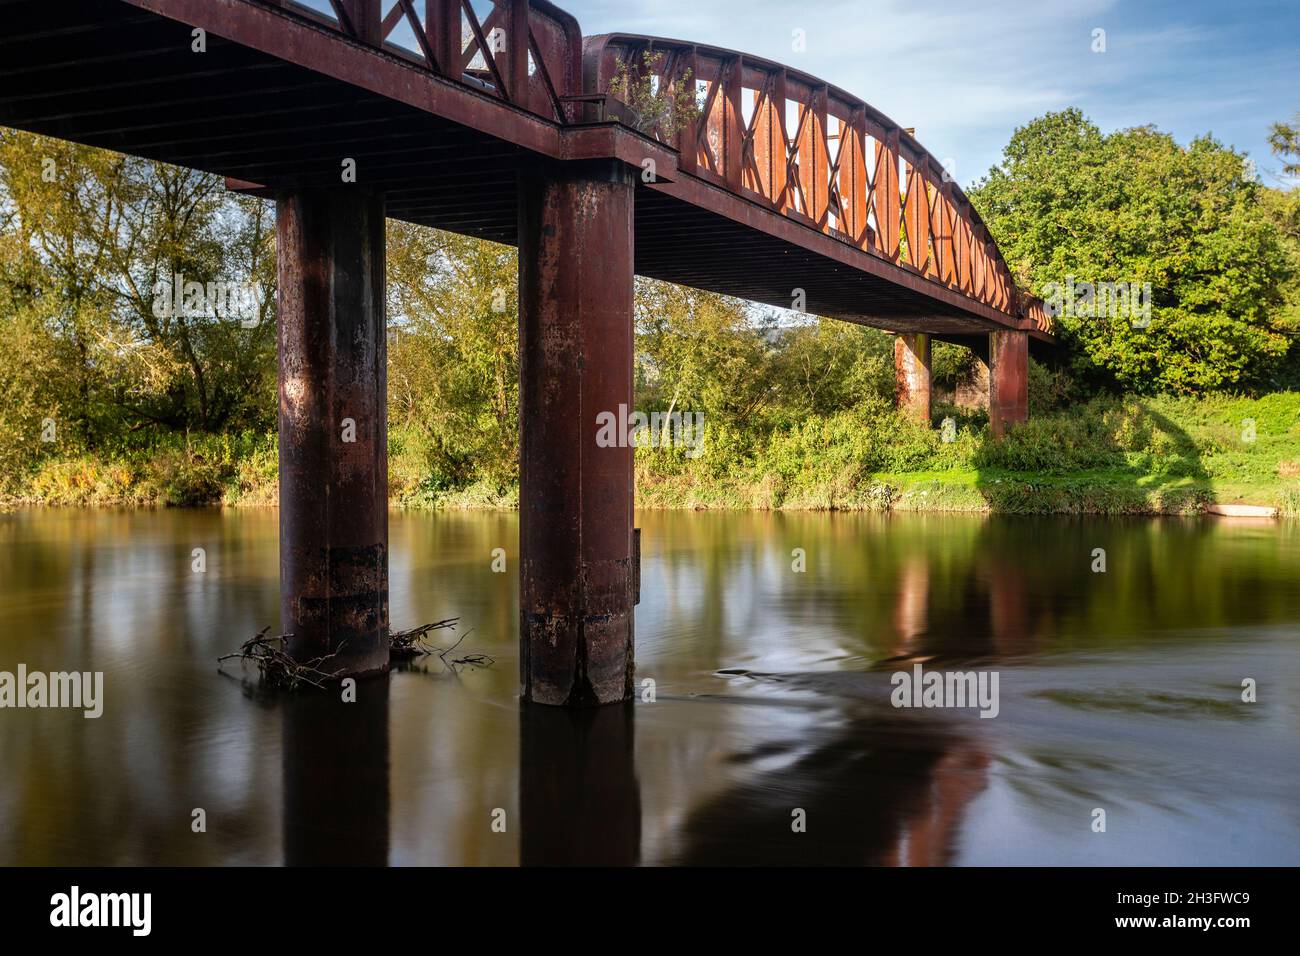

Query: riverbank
[616,392,1299,516]
[5,393,1298,516]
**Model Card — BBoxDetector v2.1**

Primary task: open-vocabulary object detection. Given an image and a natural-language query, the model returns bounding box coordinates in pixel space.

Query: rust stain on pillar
[277,190,390,678]
[894,332,932,424]
[518,158,636,707]
[988,329,1028,439]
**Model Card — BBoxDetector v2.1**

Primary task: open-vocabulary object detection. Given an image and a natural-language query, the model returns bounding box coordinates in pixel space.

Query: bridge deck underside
[0,0,1001,334]
[633,189,992,332]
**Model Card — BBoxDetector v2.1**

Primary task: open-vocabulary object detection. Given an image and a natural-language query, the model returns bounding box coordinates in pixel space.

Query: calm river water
[0,508,1297,865]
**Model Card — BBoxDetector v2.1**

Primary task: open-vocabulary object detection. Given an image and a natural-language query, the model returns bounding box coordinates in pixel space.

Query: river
[0,508,1296,865]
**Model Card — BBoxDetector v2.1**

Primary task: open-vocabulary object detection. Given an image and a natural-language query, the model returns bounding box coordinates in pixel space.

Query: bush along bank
[5,394,1298,516]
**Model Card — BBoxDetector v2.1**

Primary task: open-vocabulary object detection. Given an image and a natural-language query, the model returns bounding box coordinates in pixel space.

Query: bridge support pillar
[988,329,1028,439]
[894,333,931,424]
[518,159,636,707]
[276,190,389,679]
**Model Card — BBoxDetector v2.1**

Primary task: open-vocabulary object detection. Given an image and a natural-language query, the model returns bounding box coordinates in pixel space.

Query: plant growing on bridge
[608,50,699,141]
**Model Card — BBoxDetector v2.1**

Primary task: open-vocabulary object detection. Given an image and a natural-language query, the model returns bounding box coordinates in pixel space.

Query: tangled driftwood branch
[392,622,495,669]
[219,617,493,690]
[216,627,343,690]
[389,618,459,660]
[429,628,495,669]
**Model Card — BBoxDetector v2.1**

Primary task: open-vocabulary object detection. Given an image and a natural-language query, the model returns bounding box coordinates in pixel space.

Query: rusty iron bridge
[0,0,1054,706]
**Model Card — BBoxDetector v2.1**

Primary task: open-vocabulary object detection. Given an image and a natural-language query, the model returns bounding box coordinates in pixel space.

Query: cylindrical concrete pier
[276,190,390,679]
[517,159,636,707]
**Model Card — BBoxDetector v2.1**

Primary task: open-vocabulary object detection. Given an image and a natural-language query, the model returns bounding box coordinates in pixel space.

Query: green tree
[970,109,1295,394]
[386,223,519,492]
[766,319,894,421]
[0,129,276,478]
[1269,111,1300,177]
[635,280,775,426]
[1264,112,1300,386]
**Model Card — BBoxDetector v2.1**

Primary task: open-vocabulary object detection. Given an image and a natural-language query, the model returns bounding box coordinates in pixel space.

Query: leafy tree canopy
[970,108,1298,394]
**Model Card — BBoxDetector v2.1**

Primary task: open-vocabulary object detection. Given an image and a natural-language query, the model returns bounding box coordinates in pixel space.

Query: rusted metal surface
[0,0,1062,708]
[518,158,636,706]
[277,190,390,677]
[116,0,572,158]
[894,333,932,424]
[635,173,1030,332]
[0,0,1054,338]
[247,0,582,122]
[988,330,1029,439]
[584,33,1050,334]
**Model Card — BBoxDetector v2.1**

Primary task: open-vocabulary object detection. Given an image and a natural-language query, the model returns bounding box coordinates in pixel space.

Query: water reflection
[519,702,640,866]
[0,508,1297,865]
[282,678,390,866]
[673,705,988,866]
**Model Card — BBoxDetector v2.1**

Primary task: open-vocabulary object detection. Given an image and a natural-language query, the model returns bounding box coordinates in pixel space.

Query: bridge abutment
[518,159,637,707]
[894,333,932,424]
[988,330,1028,438]
[276,190,390,679]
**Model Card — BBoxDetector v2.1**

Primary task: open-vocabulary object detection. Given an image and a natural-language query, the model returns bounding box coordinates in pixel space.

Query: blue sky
[566,0,1300,190]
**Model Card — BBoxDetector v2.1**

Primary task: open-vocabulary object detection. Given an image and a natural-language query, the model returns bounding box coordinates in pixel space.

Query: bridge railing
[583,34,1050,330]
[254,0,582,124]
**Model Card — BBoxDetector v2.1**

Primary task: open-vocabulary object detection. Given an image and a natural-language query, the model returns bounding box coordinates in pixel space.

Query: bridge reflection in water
[279,512,1054,866]
[282,682,391,867]
[276,684,990,867]
[2,510,1298,866]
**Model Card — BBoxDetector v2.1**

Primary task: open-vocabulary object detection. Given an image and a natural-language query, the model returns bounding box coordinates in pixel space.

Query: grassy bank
[5,393,1298,516]
[630,392,1300,516]
[1,431,279,508]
